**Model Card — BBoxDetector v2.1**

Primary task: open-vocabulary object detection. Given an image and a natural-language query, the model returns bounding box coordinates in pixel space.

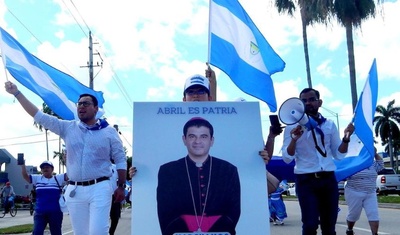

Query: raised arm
[4,81,39,117]
[20,163,30,183]
[205,63,217,101]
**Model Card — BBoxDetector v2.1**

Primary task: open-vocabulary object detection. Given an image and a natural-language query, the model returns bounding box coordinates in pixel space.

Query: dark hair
[299,88,320,99]
[183,117,214,137]
[79,93,98,106]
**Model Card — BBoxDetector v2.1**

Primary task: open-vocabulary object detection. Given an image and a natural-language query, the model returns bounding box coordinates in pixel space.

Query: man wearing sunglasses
[282,88,354,235]
[4,81,127,235]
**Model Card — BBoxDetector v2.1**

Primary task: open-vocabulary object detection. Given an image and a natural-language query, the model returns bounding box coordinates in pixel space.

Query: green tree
[383,138,400,173]
[53,150,66,173]
[374,99,400,170]
[33,103,61,161]
[274,0,333,88]
[333,0,382,110]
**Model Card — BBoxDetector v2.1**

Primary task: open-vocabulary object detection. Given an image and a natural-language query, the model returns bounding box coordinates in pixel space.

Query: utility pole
[80,31,103,89]
[89,31,93,89]
[321,106,340,131]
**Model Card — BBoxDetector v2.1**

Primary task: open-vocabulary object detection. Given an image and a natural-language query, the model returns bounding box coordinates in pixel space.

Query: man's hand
[259,150,270,164]
[205,62,216,101]
[128,166,137,178]
[113,187,125,203]
[290,125,304,141]
[205,63,216,81]
[343,123,355,139]
[4,81,18,95]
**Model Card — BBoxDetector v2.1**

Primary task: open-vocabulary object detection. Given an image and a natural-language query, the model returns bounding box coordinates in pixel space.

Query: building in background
[0,149,38,196]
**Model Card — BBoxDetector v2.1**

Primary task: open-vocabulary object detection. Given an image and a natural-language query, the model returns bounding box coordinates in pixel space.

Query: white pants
[65,180,113,235]
[345,187,379,222]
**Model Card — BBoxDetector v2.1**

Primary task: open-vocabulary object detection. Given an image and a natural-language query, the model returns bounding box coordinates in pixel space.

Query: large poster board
[131,101,269,234]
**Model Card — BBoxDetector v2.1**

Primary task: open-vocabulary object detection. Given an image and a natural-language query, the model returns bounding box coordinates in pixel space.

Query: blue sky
[0,0,399,173]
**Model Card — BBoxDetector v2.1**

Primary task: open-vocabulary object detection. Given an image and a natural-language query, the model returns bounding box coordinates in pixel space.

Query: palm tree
[333,0,382,110]
[53,150,67,173]
[374,99,400,170]
[34,103,61,161]
[383,138,400,173]
[274,0,333,88]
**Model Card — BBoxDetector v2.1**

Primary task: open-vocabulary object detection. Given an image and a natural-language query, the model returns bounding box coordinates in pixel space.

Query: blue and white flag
[209,0,285,112]
[0,27,105,120]
[334,59,378,181]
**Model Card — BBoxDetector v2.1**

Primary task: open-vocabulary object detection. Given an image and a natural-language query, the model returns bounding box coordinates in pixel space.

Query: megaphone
[278,97,317,130]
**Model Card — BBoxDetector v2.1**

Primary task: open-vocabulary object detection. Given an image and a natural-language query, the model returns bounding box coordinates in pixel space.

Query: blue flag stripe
[0,27,105,120]
[334,59,378,181]
[211,34,277,110]
[210,0,285,112]
[212,0,285,74]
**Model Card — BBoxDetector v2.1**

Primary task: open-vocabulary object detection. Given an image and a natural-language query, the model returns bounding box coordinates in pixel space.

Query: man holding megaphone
[280,88,354,235]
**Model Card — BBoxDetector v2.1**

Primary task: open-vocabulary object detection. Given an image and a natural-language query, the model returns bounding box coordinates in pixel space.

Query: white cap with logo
[183,74,210,95]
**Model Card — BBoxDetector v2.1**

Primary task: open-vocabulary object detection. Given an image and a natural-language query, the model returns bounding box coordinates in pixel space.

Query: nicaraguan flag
[0,27,105,120]
[209,0,285,112]
[334,59,378,181]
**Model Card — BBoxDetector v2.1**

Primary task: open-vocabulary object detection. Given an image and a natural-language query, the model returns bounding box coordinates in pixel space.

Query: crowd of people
[3,66,387,235]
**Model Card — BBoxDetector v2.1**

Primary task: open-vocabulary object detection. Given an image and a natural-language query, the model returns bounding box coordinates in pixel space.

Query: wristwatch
[118,183,126,188]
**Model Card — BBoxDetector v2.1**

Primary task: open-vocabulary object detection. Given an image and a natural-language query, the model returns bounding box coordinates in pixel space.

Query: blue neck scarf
[86,119,109,130]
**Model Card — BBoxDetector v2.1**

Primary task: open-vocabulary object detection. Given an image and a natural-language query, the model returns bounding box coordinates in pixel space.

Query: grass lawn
[0,224,33,234]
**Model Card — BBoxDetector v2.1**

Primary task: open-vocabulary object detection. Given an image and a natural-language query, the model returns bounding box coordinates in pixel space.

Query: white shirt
[281,118,346,174]
[34,111,127,181]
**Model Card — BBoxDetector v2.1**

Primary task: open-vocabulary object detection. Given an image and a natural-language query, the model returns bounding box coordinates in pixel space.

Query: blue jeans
[2,196,14,212]
[33,210,63,235]
[296,173,339,235]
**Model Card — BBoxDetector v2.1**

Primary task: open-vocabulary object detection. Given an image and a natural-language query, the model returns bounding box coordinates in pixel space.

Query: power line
[61,0,88,38]
[69,0,91,33]
[0,133,45,141]
[5,2,134,148]
[101,51,133,109]
[0,138,59,148]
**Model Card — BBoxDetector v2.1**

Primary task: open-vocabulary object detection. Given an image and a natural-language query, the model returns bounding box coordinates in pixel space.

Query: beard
[305,106,319,116]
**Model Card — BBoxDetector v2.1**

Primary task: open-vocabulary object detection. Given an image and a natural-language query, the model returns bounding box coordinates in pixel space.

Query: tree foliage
[374,99,400,170]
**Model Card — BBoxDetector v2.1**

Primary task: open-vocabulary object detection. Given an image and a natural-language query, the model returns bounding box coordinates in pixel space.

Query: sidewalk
[0,208,131,235]
[284,196,400,209]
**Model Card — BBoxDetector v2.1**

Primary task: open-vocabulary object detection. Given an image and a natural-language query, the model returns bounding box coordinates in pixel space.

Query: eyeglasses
[185,89,207,96]
[76,101,93,107]
[301,97,319,103]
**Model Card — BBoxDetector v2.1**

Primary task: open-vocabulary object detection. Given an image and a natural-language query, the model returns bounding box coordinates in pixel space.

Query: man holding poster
[157,117,240,235]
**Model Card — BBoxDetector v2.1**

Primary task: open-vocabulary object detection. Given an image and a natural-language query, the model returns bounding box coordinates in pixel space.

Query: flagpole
[207,0,212,64]
[0,54,10,82]
[350,59,377,125]
[0,29,9,81]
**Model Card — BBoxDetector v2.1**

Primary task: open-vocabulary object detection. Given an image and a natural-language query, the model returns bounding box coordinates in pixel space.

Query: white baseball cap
[40,160,54,169]
[183,74,210,95]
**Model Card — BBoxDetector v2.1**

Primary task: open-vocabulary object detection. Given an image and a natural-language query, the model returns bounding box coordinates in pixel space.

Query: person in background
[0,181,15,214]
[5,81,127,235]
[21,160,67,235]
[109,162,121,235]
[261,122,286,225]
[282,88,354,235]
[269,180,288,225]
[344,148,384,235]
[262,121,283,194]
[182,74,213,102]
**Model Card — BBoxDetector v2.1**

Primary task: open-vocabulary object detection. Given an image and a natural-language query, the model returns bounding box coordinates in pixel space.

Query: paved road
[1,201,398,234]
[0,208,131,235]
[271,199,399,235]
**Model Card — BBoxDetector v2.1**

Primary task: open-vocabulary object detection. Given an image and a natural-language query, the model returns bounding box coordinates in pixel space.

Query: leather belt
[69,176,109,186]
[303,171,334,179]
